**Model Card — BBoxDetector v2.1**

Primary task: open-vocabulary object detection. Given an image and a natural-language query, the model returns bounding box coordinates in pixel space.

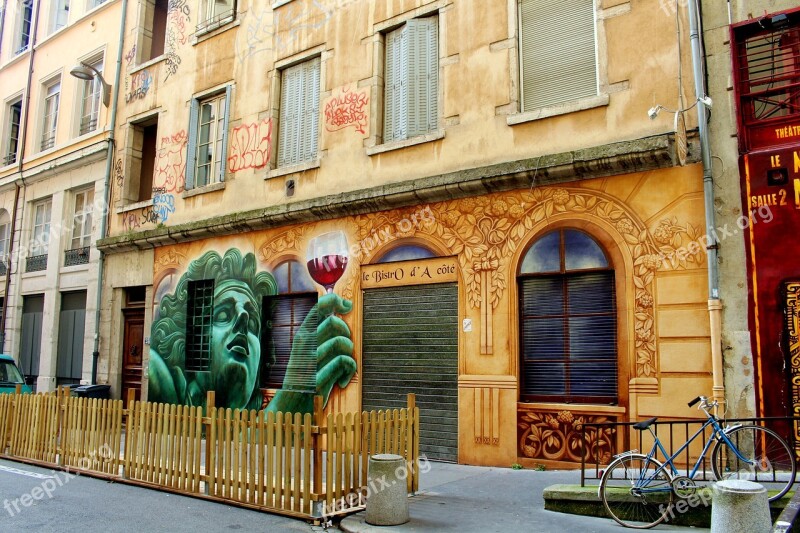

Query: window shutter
[301,58,320,163]
[279,65,302,166]
[218,85,233,182]
[185,98,200,190]
[519,0,598,110]
[384,25,407,142]
[406,17,438,138]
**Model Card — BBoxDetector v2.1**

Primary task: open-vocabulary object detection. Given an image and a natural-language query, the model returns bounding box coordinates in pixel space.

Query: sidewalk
[338,462,707,533]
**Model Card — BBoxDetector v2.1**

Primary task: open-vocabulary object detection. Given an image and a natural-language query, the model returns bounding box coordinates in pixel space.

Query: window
[198,0,236,33]
[4,99,22,166]
[90,0,108,8]
[518,0,598,110]
[277,57,320,167]
[0,210,10,275]
[15,0,33,54]
[151,0,168,59]
[261,260,317,390]
[70,188,94,250]
[41,80,61,151]
[79,59,103,135]
[518,229,617,404]
[186,279,214,372]
[186,88,231,189]
[384,16,438,143]
[123,116,158,203]
[51,0,69,33]
[28,199,52,272]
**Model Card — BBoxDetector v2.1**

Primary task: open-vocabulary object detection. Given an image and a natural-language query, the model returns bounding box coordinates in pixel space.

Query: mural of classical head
[149,249,275,410]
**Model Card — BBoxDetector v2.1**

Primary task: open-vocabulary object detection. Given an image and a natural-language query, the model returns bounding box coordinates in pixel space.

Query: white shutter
[185,98,200,190]
[219,85,233,182]
[384,25,408,142]
[407,17,438,138]
[279,64,302,167]
[519,0,598,110]
[301,57,320,162]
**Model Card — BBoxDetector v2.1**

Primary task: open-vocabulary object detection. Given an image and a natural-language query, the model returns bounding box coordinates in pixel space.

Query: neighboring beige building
[0,0,123,392]
[85,0,715,467]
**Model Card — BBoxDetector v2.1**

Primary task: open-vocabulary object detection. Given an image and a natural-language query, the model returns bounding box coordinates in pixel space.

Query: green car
[0,354,32,394]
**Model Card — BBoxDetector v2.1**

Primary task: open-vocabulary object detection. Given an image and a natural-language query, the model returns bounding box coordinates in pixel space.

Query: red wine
[307,254,348,288]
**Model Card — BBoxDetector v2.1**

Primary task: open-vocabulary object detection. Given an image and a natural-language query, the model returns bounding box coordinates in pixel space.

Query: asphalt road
[0,458,319,533]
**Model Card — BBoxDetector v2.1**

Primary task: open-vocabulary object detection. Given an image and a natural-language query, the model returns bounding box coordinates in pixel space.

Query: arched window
[518,229,617,404]
[376,244,436,263]
[260,260,317,389]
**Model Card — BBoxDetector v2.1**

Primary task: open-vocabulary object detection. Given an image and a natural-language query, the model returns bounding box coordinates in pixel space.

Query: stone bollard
[365,453,410,526]
[710,480,771,533]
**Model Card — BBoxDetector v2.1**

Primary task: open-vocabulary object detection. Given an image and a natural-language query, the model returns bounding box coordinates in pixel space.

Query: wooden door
[122,308,145,403]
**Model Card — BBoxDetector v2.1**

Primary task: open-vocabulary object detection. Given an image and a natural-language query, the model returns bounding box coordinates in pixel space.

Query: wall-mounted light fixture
[70,63,112,107]
[648,96,712,120]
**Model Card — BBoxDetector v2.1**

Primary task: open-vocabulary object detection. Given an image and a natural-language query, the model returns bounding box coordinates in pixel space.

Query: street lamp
[70,63,111,107]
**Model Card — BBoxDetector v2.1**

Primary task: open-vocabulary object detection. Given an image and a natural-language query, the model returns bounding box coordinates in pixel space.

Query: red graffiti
[324,87,369,134]
[153,130,188,193]
[228,118,272,172]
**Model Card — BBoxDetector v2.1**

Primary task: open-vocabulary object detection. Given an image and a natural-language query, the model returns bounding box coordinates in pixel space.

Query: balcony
[64,247,90,266]
[25,254,47,273]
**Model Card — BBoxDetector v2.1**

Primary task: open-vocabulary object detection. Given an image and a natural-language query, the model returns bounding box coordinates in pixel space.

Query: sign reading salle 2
[361,257,458,289]
[748,151,800,210]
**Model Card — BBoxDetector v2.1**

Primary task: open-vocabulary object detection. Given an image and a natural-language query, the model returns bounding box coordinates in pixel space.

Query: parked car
[0,354,32,394]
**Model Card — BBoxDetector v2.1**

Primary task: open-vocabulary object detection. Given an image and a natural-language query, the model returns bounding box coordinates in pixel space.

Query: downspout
[91,0,128,384]
[1,0,42,352]
[688,0,724,405]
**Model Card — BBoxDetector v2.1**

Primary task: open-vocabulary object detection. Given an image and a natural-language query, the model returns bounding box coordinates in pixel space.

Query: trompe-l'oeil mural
[148,232,355,415]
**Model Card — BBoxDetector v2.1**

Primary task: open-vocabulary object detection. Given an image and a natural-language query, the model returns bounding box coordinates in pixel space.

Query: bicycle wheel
[600,453,674,529]
[712,425,796,501]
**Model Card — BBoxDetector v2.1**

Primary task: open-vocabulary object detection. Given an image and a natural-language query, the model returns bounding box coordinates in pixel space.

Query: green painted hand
[265,293,356,415]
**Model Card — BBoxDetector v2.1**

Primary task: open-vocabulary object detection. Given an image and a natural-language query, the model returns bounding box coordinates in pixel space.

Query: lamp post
[69,62,111,107]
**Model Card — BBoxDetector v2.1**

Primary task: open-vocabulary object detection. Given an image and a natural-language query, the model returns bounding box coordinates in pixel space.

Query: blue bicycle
[599,396,796,528]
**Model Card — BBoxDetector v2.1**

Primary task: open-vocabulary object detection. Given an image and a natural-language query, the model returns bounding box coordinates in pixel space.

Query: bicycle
[599,395,796,529]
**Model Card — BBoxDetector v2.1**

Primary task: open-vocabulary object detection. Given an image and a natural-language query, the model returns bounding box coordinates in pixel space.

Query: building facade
[0,0,123,392]
[88,0,716,467]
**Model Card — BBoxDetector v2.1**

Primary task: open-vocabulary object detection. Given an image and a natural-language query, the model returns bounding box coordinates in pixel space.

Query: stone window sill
[507,94,610,125]
[365,129,445,156]
[183,181,225,198]
[268,159,321,179]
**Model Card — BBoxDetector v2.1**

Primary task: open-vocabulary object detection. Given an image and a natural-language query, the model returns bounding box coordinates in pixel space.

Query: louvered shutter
[262,293,317,390]
[519,271,617,403]
[384,25,407,142]
[278,64,302,167]
[407,17,438,138]
[519,0,598,110]
[218,85,233,182]
[300,58,320,163]
[185,97,200,189]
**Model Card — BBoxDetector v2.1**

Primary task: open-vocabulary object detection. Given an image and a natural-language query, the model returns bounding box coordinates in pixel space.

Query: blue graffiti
[153,193,176,223]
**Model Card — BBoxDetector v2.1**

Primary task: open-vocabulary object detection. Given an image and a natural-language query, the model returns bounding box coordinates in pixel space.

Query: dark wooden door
[122,308,145,403]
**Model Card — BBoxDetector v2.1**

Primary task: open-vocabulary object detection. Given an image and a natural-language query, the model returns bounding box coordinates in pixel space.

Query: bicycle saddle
[632,417,658,430]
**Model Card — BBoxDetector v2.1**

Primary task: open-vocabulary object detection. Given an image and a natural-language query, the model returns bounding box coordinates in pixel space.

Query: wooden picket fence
[0,388,419,520]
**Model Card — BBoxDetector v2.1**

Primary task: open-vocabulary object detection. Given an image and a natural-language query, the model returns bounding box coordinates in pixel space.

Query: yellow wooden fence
[0,389,420,520]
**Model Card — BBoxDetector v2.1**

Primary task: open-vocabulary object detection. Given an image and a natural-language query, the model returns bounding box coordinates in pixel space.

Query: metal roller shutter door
[361,283,458,462]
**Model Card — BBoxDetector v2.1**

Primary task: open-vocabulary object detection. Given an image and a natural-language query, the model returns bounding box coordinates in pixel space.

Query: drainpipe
[91,0,128,385]
[688,0,724,405]
[0,0,41,353]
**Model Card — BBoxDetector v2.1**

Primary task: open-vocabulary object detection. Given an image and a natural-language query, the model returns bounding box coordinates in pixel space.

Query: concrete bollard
[710,479,771,533]
[365,453,410,526]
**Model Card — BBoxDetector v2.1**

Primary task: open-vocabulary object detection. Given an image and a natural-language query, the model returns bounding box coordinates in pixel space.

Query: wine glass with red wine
[306,231,349,294]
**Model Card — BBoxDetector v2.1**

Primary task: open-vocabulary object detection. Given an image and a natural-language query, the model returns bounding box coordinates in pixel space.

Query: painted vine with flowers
[518,408,617,464]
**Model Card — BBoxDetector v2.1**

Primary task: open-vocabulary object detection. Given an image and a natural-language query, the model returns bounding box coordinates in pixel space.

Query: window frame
[276,56,321,169]
[197,0,237,34]
[78,58,104,136]
[51,0,70,34]
[30,199,53,257]
[70,188,94,250]
[41,79,61,152]
[185,86,232,190]
[517,229,618,405]
[3,97,23,166]
[15,0,33,55]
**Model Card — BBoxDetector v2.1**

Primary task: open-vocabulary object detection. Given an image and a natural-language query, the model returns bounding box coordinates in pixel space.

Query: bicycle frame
[633,415,753,493]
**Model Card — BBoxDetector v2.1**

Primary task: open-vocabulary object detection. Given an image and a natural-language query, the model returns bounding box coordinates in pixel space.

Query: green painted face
[210,280,261,409]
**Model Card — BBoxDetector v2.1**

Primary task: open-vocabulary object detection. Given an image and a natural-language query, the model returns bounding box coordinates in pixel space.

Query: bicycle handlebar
[688,397,701,407]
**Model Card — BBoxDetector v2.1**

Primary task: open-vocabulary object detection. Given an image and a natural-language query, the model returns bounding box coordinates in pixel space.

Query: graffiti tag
[164,0,190,80]
[124,44,137,65]
[324,87,369,134]
[122,212,141,232]
[125,70,152,102]
[153,193,176,223]
[228,118,272,172]
[153,130,188,193]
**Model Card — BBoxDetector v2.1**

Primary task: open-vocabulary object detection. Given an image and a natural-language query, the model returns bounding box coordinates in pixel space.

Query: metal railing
[25,254,48,273]
[40,133,55,151]
[2,152,16,166]
[195,6,236,34]
[64,247,90,266]
[580,416,799,486]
